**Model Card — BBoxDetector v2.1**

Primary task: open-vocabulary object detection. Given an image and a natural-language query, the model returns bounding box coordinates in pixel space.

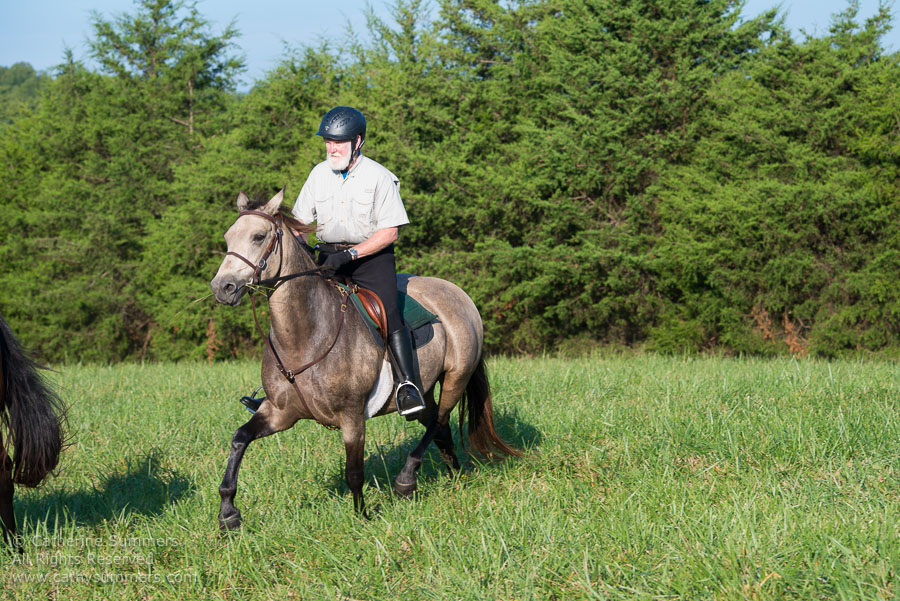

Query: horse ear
[262,187,285,215]
[236,191,252,211]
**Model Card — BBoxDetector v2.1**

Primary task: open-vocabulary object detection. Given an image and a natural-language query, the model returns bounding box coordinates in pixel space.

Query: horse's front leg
[219,408,294,530]
[341,419,366,516]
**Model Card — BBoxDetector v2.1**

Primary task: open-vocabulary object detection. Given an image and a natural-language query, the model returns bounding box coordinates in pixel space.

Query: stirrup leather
[395,380,425,416]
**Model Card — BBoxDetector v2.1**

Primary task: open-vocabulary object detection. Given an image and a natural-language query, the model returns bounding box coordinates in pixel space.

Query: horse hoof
[394,479,417,498]
[218,511,243,531]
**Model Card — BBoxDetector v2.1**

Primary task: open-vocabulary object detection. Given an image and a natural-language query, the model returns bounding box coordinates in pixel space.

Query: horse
[210,188,520,528]
[0,315,66,547]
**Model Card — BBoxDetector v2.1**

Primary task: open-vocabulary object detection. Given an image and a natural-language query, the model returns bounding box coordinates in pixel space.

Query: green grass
[2,355,899,600]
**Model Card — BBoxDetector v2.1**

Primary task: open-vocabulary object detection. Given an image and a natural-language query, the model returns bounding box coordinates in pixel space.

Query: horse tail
[459,355,522,459]
[0,316,66,487]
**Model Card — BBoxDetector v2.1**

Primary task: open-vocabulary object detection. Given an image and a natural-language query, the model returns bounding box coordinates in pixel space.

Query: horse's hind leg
[433,370,470,474]
[394,377,466,495]
[421,384,460,472]
[218,408,297,530]
[394,418,441,498]
[394,386,440,496]
[433,423,460,472]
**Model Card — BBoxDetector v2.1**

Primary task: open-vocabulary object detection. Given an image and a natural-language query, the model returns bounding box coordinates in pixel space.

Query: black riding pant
[317,244,403,334]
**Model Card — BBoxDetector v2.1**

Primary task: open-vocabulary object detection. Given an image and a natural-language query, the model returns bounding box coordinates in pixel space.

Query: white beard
[327,152,351,171]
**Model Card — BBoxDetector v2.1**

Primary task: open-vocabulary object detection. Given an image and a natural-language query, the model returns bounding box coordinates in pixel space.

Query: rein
[229,209,346,429]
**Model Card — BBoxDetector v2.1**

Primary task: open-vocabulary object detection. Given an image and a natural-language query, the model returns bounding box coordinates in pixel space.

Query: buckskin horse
[210,189,520,528]
[0,315,65,546]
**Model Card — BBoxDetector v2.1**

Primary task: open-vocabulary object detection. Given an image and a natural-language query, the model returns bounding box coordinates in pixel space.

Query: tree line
[1,0,898,362]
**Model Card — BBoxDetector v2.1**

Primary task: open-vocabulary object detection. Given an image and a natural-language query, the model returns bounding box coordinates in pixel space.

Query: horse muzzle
[210,274,247,306]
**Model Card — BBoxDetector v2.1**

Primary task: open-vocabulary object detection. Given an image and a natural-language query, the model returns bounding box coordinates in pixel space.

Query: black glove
[321,250,353,272]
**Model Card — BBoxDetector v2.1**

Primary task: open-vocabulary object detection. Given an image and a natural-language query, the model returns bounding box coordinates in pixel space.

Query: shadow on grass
[15,448,195,531]
[323,407,542,507]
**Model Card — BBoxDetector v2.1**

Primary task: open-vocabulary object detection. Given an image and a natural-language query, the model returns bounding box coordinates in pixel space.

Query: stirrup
[240,385,265,414]
[395,380,425,416]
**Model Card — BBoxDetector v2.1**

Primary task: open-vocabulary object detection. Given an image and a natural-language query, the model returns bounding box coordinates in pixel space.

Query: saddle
[332,276,438,349]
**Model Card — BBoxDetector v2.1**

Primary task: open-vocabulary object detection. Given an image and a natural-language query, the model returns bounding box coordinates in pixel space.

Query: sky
[1,0,897,91]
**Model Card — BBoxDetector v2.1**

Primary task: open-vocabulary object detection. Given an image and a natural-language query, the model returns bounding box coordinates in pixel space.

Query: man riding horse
[292,106,427,418]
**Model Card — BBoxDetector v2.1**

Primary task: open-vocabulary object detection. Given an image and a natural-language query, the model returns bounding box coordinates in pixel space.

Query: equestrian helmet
[316,106,367,143]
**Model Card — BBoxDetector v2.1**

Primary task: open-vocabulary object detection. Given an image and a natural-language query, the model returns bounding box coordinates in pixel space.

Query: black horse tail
[459,355,522,460]
[0,316,65,487]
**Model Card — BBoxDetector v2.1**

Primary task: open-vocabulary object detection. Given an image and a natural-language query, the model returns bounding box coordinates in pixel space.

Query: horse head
[210,188,286,306]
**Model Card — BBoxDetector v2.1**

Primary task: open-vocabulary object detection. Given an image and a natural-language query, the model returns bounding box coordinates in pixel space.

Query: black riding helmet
[316,106,367,156]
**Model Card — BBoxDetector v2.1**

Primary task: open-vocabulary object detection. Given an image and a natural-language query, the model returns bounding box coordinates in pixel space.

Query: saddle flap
[356,287,388,337]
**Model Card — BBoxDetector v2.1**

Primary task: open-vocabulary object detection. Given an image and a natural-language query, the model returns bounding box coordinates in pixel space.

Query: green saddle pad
[337,281,437,332]
[396,290,437,330]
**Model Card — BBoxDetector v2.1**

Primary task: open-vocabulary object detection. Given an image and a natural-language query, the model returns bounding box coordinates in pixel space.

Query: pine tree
[0,0,242,361]
[653,3,900,355]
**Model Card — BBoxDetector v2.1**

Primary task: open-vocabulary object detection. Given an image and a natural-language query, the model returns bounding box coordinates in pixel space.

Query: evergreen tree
[398,0,780,350]
[3,0,898,361]
[0,0,242,361]
[653,3,900,355]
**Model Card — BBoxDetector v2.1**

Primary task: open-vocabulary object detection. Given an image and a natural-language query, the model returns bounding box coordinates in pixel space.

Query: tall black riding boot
[388,326,426,417]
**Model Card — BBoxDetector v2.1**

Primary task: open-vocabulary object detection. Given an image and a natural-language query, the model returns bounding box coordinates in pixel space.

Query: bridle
[225,209,349,429]
[225,210,285,288]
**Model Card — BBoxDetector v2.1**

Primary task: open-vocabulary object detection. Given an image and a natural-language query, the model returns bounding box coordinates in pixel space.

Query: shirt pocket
[314,195,334,226]
[352,189,376,230]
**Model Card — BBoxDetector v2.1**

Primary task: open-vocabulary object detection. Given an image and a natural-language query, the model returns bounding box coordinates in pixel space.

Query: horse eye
[253,233,266,243]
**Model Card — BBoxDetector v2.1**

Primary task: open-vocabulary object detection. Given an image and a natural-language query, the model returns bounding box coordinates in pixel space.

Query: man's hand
[321,250,353,272]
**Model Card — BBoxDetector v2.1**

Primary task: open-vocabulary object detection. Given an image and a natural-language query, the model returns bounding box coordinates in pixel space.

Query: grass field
[1,354,898,600]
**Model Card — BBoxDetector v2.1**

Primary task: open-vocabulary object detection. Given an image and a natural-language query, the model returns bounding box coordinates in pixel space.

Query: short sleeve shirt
[292,154,410,244]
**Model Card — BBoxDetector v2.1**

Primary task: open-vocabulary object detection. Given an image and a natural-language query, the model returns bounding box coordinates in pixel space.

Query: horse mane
[241,200,317,236]
[280,209,317,236]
